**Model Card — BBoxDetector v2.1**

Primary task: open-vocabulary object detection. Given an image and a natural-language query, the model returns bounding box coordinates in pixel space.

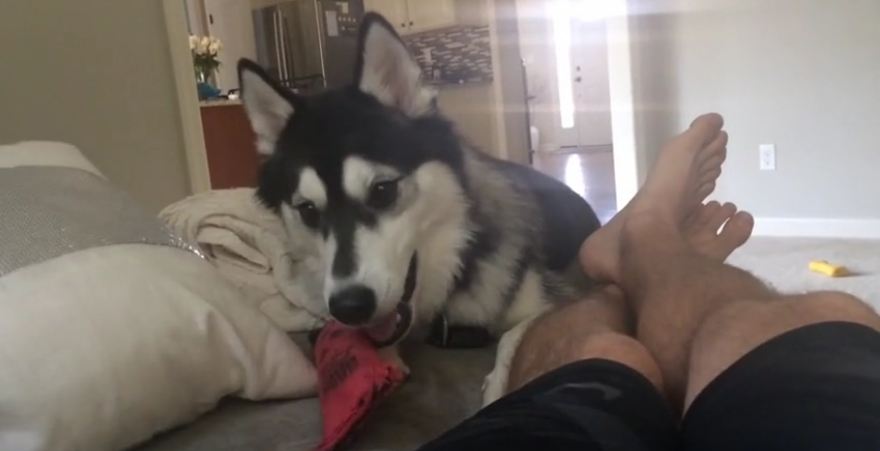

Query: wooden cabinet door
[200,104,260,189]
[364,0,409,34]
[404,0,455,34]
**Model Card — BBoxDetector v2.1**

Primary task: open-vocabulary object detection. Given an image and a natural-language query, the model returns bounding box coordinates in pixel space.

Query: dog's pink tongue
[365,312,399,343]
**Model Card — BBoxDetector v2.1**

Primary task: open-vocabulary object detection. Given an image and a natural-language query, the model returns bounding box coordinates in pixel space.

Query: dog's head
[239,14,469,345]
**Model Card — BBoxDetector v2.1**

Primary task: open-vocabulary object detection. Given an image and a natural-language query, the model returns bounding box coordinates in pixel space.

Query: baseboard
[753,218,880,239]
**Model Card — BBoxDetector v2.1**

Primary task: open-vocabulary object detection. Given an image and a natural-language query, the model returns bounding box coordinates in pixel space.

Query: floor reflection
[532,148,617,225]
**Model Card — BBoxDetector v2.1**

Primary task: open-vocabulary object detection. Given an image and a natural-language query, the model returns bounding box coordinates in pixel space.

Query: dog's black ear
[238,59,297,156]
[354,13,435,117]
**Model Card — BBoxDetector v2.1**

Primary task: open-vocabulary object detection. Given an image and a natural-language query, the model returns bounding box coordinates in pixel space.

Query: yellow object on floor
[809,260,849,277]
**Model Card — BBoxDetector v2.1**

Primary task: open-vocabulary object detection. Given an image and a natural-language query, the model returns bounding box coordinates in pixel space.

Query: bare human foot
[684,201,755,261]
[580,113,727,283]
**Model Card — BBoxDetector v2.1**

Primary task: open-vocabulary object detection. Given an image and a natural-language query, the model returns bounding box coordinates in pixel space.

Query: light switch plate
[759,144,776,171]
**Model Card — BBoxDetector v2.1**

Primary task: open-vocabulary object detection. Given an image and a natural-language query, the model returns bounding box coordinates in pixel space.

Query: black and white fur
[239,14,600,404]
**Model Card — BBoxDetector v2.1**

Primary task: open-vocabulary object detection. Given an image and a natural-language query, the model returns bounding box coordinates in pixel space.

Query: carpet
[729,237,880,307]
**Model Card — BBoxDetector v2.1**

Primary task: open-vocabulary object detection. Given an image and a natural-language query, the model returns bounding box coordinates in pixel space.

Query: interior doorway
[517,0,629,224]
[557,15,612,151]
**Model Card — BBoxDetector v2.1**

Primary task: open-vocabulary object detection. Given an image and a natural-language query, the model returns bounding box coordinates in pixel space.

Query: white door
[364,0,409,34]
[405,0,456,34]
[204,0,258,92]
[571,17,612,147]
[555,13,612,148]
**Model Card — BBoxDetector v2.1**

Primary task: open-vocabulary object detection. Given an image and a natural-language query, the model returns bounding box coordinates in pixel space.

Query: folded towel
[159,188,325,331]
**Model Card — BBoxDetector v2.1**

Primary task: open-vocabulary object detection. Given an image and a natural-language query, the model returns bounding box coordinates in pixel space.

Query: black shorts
[417,322,880,451]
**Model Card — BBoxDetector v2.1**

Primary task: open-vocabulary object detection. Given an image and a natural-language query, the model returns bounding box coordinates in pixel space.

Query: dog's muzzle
[365,254,418,347]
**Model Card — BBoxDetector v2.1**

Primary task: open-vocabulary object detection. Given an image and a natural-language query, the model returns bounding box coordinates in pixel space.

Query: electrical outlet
[759,144,776,171]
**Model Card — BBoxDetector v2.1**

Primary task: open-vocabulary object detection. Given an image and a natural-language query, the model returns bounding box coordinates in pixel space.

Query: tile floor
[532,148,617,224]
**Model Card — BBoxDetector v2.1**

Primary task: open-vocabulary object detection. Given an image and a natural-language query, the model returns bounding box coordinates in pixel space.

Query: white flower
[208,42,220,55]
[196,37,210,55]
[188,35,199,50]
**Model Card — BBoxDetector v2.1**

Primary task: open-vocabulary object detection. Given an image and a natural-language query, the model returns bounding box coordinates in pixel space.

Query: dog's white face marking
[294,167,327,208]
[342,157,373,202]
[324,160,470,322]
[323,234,340,304]
[341,156,400,203]
[348,212,415,319]
[326,157,411,318]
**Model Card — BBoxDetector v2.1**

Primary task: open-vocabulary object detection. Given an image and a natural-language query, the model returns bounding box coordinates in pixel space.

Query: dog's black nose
[328,285,376,325]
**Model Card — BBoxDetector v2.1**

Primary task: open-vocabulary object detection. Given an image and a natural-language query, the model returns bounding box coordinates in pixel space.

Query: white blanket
[160,188,325,331]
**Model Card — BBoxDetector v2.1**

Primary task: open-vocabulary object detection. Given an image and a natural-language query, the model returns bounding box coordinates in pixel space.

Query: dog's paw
[482,367,508,406]
[482,317,538,406]
[378,346,410,375]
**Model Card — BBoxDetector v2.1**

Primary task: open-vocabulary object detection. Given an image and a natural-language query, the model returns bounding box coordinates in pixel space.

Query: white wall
[493,0,530,164]
[184,0,208,35]
[629,0,880,225]
[204,0,258,92]
[0,0,192,212]
[515,0,562,152]
[437,84,500,156]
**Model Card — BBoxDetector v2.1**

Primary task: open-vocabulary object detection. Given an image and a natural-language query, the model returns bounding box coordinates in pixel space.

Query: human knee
[789,291,880,328]
[578,332,664,391]
[694,292,879,356]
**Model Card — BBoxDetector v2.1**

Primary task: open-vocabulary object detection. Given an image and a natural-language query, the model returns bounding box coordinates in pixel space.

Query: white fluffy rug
[729,237,880,308]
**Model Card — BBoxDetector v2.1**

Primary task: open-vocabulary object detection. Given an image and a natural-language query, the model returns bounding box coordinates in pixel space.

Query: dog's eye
[295,201,321,229]
[367,179,399,210]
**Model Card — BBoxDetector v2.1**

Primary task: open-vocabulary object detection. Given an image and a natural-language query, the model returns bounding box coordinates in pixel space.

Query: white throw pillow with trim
[0,245,317,451]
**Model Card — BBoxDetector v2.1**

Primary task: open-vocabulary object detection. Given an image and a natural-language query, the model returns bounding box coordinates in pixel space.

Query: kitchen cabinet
[404,0,455,33]
[200,102,260,189]
[364,0,409,34]
[364,0,455,35]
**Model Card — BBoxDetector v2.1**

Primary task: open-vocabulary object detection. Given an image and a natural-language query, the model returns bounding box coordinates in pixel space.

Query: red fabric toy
[314,321,407,451]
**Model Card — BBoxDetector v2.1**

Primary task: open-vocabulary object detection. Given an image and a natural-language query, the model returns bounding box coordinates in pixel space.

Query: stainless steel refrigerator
[252,0,364,94]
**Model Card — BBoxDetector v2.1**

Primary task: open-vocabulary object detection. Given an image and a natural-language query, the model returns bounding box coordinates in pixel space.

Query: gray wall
[627,0,680,182]
[437,84,499,156]
[0,0,191,212]
[630,0,880,219]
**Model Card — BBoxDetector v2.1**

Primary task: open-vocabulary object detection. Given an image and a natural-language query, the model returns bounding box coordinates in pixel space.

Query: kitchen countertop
[430,79,493,88]
[195,79,491,106]
[199,98,242,108]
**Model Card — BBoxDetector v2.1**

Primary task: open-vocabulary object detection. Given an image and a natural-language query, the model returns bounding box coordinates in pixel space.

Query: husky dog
[239,13,600,402]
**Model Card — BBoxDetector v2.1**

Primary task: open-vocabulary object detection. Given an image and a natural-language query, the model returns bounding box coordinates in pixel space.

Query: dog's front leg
[481,317,536,406]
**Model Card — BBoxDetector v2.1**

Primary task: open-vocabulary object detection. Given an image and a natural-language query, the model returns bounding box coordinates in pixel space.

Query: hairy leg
[505,286,664,394]
[578,113,765,407]
[619,212,772,407]
[500,198,755,401]
[686,291,880,410]
[597,195,875,411]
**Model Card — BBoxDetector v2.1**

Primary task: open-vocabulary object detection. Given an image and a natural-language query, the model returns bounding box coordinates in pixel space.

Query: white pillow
[0,244,317,451]
[0,141,103,176]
